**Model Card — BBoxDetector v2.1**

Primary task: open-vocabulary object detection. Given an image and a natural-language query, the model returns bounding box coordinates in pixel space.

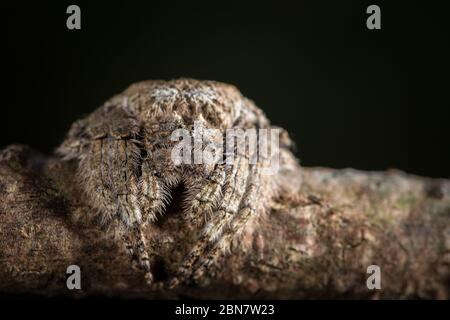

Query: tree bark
[0,144,449,299]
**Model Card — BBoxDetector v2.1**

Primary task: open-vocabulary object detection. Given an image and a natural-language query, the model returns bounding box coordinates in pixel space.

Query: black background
[3,1,449,177]
[2,298,445,319]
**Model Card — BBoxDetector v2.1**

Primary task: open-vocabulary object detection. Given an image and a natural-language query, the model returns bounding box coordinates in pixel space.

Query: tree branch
[0,144,448,299]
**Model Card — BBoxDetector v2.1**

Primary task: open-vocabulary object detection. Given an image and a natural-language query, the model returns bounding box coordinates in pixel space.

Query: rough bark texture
[0,144,449,299]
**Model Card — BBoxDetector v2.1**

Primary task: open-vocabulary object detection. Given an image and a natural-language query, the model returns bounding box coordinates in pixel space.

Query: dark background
[3,1,449,177]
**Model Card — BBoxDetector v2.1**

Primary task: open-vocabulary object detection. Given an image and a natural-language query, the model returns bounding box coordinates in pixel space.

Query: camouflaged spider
[57,79,300,288]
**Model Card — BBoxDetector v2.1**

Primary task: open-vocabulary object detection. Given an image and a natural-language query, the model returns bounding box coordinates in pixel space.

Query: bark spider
[57,79,300,288]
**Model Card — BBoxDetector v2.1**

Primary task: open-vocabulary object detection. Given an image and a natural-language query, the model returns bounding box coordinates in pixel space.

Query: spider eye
[153,171,161,178]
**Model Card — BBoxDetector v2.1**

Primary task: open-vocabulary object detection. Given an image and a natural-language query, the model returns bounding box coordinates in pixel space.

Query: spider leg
[122,233,138,268]
[112,138,142,226]
[191,162,264,281]
[168,155,250,288]
[121,227,153,285]
[139,159,167,222]
[68,104,161,285]
[81,136,157,284]
[191,127,287,281]
[183,164,227,228]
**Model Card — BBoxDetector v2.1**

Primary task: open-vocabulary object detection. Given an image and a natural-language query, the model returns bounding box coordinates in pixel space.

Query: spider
[57,79,300,288]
